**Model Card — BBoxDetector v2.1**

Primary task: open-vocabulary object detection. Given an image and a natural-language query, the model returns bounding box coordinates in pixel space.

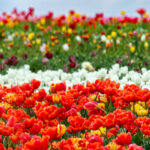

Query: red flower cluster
[0,78,149,149]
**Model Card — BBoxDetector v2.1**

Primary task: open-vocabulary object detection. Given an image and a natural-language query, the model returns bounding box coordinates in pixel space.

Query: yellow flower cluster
[131,102,148,116]
[90,127,106,136]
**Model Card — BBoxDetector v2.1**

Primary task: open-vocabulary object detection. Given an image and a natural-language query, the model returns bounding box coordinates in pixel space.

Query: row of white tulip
[0,64,150,92]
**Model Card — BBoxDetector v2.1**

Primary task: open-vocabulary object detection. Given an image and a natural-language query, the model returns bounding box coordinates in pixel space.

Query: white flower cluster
[0,64,150,92]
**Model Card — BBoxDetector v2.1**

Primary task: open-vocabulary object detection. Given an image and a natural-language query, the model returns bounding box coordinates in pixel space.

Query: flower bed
[0,64,150,92]
[0,78,150,149]
[0,8,150,73]
[0,7,150,150]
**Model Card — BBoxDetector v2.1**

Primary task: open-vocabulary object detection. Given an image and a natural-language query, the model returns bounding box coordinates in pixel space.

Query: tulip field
[0,8,150,150]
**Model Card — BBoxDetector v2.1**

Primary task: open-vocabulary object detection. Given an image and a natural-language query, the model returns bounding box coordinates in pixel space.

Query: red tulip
[24,24,29,31]
[137,8,146,16]
[115,132,132,145]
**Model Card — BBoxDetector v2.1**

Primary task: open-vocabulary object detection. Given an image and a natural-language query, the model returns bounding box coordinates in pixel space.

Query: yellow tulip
[68,28,72,34]
[74,13,81,18]
[62,26,66,32]
[52,94,61,103]
[57,124,66,136]
[111,31,117,38]
[36,39,41,45]
[144,13,149,18]
[28,33,35,40]
[131,103,148,116]
[144,42,148,49]
[89,94,99,101]
[91,127,106,136]
[107,35,111,40]
[40,17,46,25]
[130,46,135,53]
[121,10,126,16]
[136,109,148,116]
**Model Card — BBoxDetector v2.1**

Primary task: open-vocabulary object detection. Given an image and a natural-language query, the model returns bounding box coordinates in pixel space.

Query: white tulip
[62,44,69,51]
[141,34,146,41]
[101,35,107,42]
[1,64,150,91]
[75,36,81,42]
